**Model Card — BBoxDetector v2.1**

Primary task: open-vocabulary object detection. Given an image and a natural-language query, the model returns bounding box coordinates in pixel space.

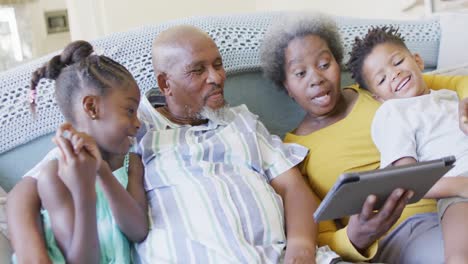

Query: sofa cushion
[0,134,53,191]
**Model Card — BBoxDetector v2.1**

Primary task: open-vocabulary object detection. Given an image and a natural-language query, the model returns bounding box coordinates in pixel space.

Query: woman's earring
[91,114,97,120]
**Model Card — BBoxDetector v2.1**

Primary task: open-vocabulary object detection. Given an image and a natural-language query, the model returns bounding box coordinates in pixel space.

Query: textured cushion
[0,12,441,155]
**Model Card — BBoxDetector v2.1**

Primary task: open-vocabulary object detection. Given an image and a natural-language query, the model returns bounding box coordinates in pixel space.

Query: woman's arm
[423,74,468,98]
[7,177,51,264]
[97,153,148,242]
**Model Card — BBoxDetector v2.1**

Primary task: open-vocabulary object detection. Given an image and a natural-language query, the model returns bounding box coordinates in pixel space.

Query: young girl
[10,40,148,263]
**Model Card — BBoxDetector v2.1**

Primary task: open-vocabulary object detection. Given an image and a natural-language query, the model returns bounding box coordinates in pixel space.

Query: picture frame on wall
[44,10,69,34]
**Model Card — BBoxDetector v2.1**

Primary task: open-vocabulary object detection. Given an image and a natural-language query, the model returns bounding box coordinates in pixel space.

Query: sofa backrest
[0,12,441,154]
[0,12,441,190]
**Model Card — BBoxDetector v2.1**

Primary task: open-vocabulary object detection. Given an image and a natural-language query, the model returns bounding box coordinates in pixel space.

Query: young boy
[348,26,468,264]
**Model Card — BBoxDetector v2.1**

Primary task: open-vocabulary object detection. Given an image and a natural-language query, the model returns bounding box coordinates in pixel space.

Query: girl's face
[90,81,141,155]
[283,35,341,118]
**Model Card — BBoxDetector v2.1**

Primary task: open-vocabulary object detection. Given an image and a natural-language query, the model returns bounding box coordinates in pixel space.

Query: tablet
[313,156,456,222]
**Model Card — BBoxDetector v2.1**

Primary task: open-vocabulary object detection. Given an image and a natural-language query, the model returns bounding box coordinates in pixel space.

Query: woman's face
[283,35,341,118]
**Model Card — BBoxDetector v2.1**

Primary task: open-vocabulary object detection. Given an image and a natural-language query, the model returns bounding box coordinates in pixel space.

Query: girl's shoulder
[23,148,60,180]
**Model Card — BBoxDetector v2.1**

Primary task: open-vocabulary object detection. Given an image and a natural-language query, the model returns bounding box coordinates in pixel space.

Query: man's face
[362,42,427,101]
[166,37,226,118]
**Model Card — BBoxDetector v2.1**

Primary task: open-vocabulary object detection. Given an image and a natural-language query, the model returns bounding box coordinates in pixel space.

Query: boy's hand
[459,98,468,135]
[284,239,316,264]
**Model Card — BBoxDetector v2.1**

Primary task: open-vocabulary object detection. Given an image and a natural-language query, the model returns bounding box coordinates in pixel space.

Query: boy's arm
[7,177,51,264]
[392,157,468,199]
[270,167,318,264]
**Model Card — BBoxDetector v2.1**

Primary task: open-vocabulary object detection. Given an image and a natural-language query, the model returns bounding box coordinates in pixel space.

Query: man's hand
[459,98,468,135]
[347,188,413,252]
[284,239,316,264]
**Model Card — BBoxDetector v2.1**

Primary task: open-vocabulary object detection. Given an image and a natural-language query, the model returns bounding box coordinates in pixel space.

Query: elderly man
[134,25,319,263]
[7,25,323,264]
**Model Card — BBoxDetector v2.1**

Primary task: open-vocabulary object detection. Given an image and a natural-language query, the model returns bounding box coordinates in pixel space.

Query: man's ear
[413,53,425,71]
[82,95,99,120]
[156,72,171,96]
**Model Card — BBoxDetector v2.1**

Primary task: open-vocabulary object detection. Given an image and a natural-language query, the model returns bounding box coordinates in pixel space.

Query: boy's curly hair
[347,26,407,90]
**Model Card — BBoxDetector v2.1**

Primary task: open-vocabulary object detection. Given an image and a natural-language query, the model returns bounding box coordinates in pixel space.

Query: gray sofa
[0,11,443,260]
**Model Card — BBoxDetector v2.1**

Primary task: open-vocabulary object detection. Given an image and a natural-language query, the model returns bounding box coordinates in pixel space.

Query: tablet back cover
[314,157,455,222]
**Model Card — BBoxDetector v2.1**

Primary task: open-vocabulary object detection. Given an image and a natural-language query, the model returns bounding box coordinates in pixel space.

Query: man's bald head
[150,25,226,120]
[152,25,215,74]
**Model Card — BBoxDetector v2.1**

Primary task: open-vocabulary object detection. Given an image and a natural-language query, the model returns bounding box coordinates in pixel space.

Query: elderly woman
[260,13,468,263]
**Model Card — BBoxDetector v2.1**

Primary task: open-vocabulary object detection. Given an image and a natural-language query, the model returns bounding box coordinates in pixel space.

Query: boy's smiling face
[362,42,428,101]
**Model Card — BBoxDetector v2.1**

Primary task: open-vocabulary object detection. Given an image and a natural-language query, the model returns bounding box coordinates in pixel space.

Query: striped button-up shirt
[134,103,307,264]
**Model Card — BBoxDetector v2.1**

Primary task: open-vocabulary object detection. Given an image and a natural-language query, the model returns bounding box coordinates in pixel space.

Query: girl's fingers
[52,137,66,164]
[54,135,76,163]
[70,133,83,153]
[56,123,74,137]
[74,137,85,154]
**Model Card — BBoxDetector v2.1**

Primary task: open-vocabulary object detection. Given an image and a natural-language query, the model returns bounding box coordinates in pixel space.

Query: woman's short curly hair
[260,12,343,90]
[347,26,406,90]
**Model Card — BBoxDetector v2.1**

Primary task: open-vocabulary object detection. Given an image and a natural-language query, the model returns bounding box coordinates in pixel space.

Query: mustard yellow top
[284,74,468,262]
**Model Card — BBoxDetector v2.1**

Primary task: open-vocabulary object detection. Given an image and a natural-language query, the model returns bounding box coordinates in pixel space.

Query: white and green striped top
[134,104,308,263]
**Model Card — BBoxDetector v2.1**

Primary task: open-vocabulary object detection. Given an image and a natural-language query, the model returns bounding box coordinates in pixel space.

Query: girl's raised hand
[53,129,98,198]
[56,123,102,169]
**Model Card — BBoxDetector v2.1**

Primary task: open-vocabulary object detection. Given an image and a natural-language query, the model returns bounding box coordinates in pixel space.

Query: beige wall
[67,0,256,40]
[65,0,104,42]
[255,0,422,19]
[99,0,255,35]
[66,0,426,41]
[30,0,71,57]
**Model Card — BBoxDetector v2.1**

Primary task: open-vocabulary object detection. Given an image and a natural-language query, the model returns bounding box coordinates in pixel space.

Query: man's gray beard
[197,103,231,124]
